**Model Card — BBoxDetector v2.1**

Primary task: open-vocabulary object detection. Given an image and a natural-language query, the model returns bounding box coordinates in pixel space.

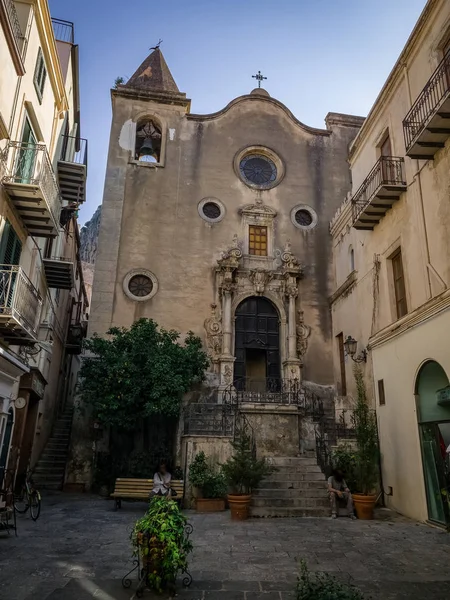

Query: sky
[49,0,427,225]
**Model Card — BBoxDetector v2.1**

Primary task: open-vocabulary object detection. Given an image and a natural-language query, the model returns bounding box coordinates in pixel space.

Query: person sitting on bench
[328,468,355,519]
[150,461,176,498]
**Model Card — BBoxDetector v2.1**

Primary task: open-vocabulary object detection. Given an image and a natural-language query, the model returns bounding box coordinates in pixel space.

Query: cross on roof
[252,70,267,88]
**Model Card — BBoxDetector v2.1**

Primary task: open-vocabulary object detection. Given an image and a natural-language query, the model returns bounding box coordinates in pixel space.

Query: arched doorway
[234,296,281,390]
[415,361,450,525]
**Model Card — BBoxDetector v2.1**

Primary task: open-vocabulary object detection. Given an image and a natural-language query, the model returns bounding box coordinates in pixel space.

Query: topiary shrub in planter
[297,560,366,599]
[188,452,227,512]
[131,497,193,593]
[222,434,275,520]
[351,366,380,520]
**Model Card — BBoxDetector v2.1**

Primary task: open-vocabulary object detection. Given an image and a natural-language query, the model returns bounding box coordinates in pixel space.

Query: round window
[290,205,318,230]
[128,274,153,297]
[198,197,225,223]
[239,154,277,187]
[202,202,221,220]
[295,209,313,227]
[123,269,159,302]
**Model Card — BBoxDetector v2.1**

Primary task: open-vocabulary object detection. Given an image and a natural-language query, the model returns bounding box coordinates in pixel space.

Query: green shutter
[0,221,22,265]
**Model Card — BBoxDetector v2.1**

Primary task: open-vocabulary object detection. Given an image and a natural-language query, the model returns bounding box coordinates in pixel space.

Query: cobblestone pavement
[1,494,450,599]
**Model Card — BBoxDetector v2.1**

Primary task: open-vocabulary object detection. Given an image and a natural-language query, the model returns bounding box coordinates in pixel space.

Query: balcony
[1,142,61,237]
[352,157,406,230]
[403,52,450,159]
[57,135,87,204]
[66,320,87,354]
[42,257,73,290]
[0,266,43,343]
[51,18,74,44]
[0,0,25,75]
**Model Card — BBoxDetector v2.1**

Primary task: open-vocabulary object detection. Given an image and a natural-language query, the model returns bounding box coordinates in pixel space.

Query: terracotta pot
[353,493,377,520]
[227,494,252,520]
[196,498,226,513]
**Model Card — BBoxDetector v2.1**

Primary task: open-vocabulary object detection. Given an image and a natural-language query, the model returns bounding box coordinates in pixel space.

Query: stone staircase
[33,406,74,490]
[251,456,329,518]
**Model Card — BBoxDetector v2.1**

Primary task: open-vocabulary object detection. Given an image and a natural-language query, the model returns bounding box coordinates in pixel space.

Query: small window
[198,198,225,223]
[248,226,267,256]
[34,49,47,103]
[378,379,386,406]
[391,249,407,319]
[350,247,355,272]
[337,332,347,396]
[135,119,162,163]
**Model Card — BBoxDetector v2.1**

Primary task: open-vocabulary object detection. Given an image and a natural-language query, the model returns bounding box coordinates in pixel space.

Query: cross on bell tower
[252,70,267,88]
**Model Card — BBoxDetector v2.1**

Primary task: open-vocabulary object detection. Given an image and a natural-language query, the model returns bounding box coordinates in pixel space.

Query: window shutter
[0,221,22,265]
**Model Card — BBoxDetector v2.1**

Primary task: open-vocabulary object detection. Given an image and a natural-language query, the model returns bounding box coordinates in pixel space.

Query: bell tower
[88,48,190,337]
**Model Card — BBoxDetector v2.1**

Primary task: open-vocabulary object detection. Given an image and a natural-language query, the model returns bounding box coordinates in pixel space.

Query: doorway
[416,361,450,526]
[234,296,281,391]
[0,408,14,489]
[16,119,37,184]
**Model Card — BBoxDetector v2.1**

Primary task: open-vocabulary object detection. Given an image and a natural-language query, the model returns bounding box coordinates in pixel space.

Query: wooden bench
[111,478,184,510]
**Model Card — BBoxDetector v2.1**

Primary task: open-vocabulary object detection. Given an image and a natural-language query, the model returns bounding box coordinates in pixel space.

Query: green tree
[78,318,209,431]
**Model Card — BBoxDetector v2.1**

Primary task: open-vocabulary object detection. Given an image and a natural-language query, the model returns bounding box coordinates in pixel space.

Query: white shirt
[152,471,171,494]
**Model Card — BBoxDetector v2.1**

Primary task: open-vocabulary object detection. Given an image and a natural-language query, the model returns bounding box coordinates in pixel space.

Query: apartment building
[330,0,450,525]
[0,0,88,492]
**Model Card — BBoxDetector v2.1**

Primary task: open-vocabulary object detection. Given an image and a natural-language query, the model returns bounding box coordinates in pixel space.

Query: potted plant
[222,434,275,520]
[351,366,380,520]
[131,497,193,593]
[188,452,227,512]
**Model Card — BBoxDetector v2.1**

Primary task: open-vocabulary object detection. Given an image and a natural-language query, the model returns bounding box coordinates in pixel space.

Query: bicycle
[14,469,41,521]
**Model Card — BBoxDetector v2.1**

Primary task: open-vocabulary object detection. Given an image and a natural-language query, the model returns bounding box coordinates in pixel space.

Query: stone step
[35,482,62,490]
[251,506,330,518]
[263,472,326,482]
[33,471,65,482]
[258,480,327,490]
[268,465,323,474]
[254,488,327,499]
[34,467,66,476]
[46,440,69,448]
[53,431,70,438]
[37,458,67,467]
[252,497,329,508]
[268,457,319,467]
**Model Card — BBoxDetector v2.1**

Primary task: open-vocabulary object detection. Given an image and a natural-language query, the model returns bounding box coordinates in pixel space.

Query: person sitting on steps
[328,468,356,519]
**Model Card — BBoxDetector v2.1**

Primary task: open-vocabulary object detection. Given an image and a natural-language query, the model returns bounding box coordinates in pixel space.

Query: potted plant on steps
[351,366,380,520]
[188,452,227,512]
[130,497,193,593]
[222,433,275,520]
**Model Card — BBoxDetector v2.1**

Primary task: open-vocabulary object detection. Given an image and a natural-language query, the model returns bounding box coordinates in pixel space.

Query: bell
[139,137,157,159]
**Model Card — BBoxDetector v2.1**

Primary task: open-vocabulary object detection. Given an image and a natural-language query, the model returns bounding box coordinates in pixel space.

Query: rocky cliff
[80,205,101,264]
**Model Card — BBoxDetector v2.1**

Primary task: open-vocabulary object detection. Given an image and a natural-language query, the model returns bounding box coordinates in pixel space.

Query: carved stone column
[281,241,304,380]
[221,286,233,357]
[287,286,298,360]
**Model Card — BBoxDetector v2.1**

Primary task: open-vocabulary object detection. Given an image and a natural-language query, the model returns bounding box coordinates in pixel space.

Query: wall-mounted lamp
[343,335,367,363]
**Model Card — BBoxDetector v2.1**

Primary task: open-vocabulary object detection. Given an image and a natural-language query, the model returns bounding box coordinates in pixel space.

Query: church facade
[80,48,365,509]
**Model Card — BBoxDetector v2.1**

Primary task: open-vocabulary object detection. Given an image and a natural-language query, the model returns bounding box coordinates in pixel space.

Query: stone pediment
[239,201,277,218]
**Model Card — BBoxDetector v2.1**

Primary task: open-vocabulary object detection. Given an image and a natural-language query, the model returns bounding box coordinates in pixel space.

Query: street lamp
[343,335,367,363]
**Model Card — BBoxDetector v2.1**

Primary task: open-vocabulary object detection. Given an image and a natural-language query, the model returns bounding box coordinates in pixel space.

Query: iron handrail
[59,135,88,170]
[51,18,74,44]
[403,51,450,150]
[4,0,24,49]
[1,141,61,227]
[351,156,406,223]
[0,265,43,338]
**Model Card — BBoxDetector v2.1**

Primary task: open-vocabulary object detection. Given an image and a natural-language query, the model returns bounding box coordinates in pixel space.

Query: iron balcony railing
[1,141,61,225]
[4,0,24,50]
[183,403,233,436]
[223,378,324,417]
[59,135,88,169]
[51,18,74,44]
[351,156,406,223]
[403,51,450,151]
[0,266,43,339]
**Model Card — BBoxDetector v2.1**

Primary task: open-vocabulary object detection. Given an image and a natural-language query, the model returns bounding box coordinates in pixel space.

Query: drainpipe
[403,64,433,299]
